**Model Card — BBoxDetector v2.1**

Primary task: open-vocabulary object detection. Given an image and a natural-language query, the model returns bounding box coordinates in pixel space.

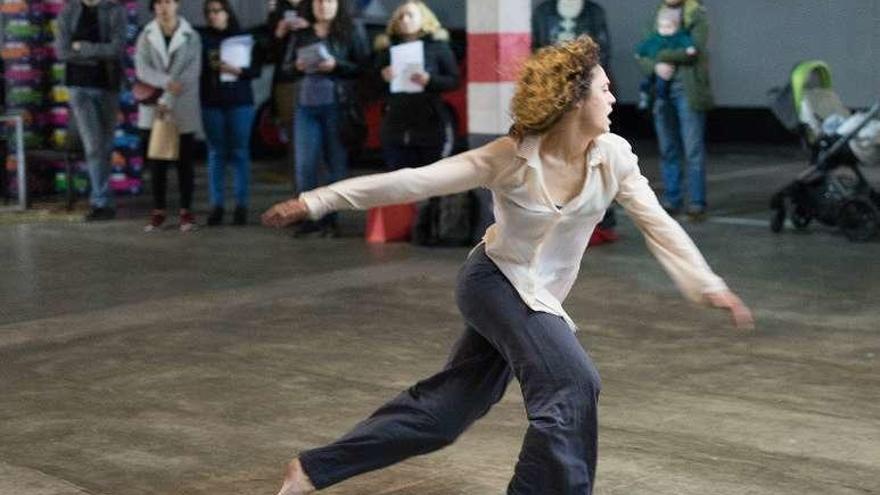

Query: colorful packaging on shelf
[114,129,141,150]
[47,106,69,126]
[5,19,43,41]
[50,128,69,149]
[54,171,90,194]
[42,0,64,16]
[51,85,69,103]
[109,173,143,195]
[7,86,44,105]
[1,41,31,60]
[0,0,28,15]
[50,62,65,82]
[6,62,43,82]
[119,89,136,108]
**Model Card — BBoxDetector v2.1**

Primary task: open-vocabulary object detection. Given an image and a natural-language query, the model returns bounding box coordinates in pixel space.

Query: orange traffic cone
[365,203,418,243]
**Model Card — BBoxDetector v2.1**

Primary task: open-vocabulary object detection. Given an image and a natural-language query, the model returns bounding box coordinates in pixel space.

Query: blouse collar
[516,133,606,169]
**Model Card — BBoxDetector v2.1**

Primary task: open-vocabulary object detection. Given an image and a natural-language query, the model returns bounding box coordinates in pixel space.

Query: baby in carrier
[635,7,697,111]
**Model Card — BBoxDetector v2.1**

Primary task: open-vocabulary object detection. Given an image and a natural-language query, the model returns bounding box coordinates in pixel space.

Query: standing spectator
[532,0,618,245]
[637,0,713,221]
[135,0,202,232]
[532,0,610,67]
[267,0,310,150]
[199,0,264,226]
[289,0,368,237]
[55,0,126,222]
[375,0,460,170]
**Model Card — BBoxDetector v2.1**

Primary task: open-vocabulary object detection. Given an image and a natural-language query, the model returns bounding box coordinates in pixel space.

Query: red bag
[365,204,417,243]
[132,80,163,105]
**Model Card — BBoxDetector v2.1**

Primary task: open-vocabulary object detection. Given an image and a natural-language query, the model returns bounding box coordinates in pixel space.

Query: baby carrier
[767,60,880,241]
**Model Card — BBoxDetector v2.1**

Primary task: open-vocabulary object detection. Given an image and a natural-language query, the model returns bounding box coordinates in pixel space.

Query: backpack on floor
[411,192,476,247]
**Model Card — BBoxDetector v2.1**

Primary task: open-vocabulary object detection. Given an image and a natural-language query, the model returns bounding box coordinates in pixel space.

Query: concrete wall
[534,0,880,108]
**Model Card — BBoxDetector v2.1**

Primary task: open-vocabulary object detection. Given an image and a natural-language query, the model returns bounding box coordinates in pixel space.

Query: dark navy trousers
[299,246,602,494]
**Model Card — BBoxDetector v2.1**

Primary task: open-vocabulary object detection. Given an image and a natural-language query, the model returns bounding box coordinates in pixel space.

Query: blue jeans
[294,104,348,194]
[300,246,601,494]
[652,79,707,209]
[202,105,256,208]
[68,87,119,208]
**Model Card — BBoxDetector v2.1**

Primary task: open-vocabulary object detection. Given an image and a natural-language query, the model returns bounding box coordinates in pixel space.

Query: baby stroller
[767,60,880,241]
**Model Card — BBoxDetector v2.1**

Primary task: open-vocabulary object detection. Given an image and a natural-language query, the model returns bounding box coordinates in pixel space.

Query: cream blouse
[300,132,728,330]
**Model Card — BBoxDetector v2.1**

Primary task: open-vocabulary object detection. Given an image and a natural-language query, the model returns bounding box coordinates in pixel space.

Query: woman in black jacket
[289,0,368,236]
[198,0,264,225]
[375,0,459,170]
[267,0,309,144]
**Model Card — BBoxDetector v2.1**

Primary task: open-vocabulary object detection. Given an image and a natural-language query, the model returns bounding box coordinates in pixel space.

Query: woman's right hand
[262,198,310,228]
[295,59,308,72]
[381,65,395,83]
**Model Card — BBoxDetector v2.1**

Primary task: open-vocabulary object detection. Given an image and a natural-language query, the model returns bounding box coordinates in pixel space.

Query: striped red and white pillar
[466,1,533,147]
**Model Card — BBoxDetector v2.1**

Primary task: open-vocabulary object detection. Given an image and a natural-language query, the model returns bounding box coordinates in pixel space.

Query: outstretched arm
[262,137,515,228]
[612,139,753,329]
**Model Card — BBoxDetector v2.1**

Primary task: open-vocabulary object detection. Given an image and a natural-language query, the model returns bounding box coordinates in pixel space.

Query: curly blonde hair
[386,0,443,38]
[509,35,601,139]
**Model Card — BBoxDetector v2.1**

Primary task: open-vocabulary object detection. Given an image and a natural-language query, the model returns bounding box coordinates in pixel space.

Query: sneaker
[319,217,340,238]
[686,206,707,222]
[207,207,224,226]
[588,226,619,247]
[320,223,341,238]
[179,210,197,232]
[143,210,166,232]
[232,206,247,226]
[84,207,116,222]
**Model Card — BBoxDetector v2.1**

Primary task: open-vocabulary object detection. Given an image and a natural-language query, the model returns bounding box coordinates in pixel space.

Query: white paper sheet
[220,34,254,82]
[296,42,332,74]
[390,40,425,94]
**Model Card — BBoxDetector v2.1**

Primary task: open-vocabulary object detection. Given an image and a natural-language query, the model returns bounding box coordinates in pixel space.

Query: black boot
[320,215,340,238]
[233,206,247,226]
[207,207,224,226]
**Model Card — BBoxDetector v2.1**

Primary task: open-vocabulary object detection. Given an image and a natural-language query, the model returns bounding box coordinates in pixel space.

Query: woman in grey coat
[135,0,202,232]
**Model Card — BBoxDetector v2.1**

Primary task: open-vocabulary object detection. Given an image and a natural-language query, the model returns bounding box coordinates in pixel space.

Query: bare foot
[276,458,316,495]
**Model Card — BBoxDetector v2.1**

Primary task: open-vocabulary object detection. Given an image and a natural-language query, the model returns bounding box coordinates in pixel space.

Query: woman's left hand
[317,57,336,73]
[705,290,754,330]
[410,70,430,87]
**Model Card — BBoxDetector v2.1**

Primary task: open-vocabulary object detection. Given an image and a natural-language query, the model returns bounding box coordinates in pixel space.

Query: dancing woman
[262,35,753,495]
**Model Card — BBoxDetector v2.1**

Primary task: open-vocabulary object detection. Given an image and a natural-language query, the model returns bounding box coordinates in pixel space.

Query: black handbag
[335,82,367,150]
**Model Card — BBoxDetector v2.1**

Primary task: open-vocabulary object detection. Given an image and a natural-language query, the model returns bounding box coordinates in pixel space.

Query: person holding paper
[287,0,368,237]
[374,0,459,170]
[135,0,202,232]
[198,0,264,226]
[267,0,309,144]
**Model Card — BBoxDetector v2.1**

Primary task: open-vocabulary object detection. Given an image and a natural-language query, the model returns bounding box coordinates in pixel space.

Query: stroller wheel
[770,207,786,233]
[791,205,812,230]
[838,198,879,242]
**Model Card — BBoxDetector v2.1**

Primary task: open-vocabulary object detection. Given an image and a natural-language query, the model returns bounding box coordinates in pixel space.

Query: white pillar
[466,0,532,146]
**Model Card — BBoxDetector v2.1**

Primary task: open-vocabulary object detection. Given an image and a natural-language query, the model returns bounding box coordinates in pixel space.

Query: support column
[466,1,532,147]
